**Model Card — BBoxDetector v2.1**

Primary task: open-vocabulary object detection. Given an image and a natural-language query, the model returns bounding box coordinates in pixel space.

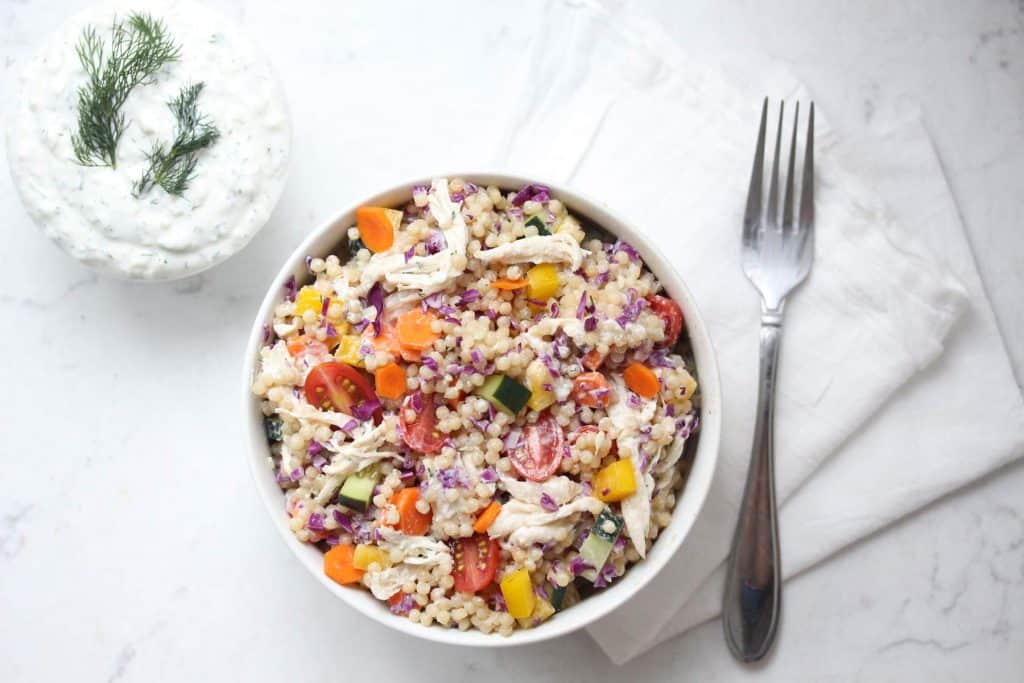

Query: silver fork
[722,99,815,662]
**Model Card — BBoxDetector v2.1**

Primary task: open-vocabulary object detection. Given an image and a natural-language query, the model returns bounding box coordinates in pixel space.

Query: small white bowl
[241,173,721,646]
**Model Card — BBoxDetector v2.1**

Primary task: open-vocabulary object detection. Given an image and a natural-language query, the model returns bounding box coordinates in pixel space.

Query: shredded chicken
[474,232,586,271]
[487,496,604,547]
[363,528,453,600]
[499,474,584,506]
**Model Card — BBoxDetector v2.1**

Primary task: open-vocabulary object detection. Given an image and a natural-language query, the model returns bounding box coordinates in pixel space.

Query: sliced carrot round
[395,309,440,351]
[324,544,364,585]
[375,362,407,400]
[623,362,660,399]
[356,206,396,252]
[389,488,432,536]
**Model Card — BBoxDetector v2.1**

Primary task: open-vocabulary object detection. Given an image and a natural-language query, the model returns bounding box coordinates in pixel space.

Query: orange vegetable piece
[356,206,396,252]
[375,362,407,400]
[287,335,329,358]
[472,501,502,534]
[573,371,611,408]
[490,278,529,291]
[623,362,660,399]
[389,488,432,536]
[395,309,440,351]
[582,349,605,371]
[324,544,364,585]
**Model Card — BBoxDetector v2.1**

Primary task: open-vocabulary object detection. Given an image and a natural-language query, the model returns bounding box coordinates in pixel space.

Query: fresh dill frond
[133,82,220,197]
[70,13,181,168]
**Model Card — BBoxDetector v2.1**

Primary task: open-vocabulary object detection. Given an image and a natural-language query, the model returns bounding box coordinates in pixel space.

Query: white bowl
[242,173,721,646]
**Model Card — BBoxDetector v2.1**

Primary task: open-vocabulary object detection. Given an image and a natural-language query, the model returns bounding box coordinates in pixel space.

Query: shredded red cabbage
[616,288,645,327]
[460,288,481,305]
[569,555,593,575]
[422,356,439,372]
[289,467,303,482]
[426,230,448,254]
[404,246,415,263]
[605,239,640,263]
[307,512,325,531]
[511,183,551,206]
[262,324,272,344]
[627,393,643,408]
[539,492,558,512]
[665,403,676,417]
[438,467,469,489]
[594,270,610,286]
[526,298,546,307]
[549,301,559,317]
[352,399,381,421]
[308,441,324,456]
[450,191,465,203]
[389,594,416,615]
[283,275,297,302]
[584,316,598,332]
[409,391,424,412]
[311,454,327,471]
[464,182,479,194]
[324,322,338,338]
[304,255,313,272]
[367,282,384,336]
[321,296,331,317]
[575,293,589,320]
[592,561,619,588]
[480,467,498,483]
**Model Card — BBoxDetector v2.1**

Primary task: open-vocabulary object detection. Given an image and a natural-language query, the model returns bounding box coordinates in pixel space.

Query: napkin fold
[494,0,1021,664]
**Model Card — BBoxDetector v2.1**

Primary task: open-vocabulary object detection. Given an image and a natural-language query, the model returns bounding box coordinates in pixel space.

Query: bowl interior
[242,173,721,646]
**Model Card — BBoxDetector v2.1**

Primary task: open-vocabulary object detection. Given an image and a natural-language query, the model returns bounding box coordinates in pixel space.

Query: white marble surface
[2,1,1022,681]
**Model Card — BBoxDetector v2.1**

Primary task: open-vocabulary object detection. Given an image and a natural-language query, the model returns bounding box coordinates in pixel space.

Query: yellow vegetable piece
[593,458,638,503]
[518,598,556,628]
[527,389,556,412]
[295,286,323,317]
[525,359,555,411]
[352,544,390,571]
[681,370,698,401]
[334,335,365,367]
[500,568,536,619]
[526,263,560,301]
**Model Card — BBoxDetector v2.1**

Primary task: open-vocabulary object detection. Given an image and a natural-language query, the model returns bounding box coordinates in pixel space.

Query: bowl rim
[241,172,721,647]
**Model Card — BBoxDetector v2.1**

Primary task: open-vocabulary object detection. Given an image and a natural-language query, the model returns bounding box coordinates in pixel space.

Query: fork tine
[765,101,784,229]
[743,99,768,241]
[781,103,799,232]
[798,103,815,234]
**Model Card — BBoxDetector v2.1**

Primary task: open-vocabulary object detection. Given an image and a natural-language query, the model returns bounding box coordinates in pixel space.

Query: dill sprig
[133,82,220,197]
[71,13,181,168]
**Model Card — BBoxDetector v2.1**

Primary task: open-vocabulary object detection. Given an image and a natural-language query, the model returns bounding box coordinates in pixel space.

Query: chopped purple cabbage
[511,183,551,206]
[539,493,558,512]
[367,282,384,336]
[426,230,448,254]
[307,513,325,532]
[283,275,297,302]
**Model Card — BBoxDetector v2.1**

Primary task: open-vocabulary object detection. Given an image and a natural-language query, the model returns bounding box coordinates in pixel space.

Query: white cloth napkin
[495,0,1024,664]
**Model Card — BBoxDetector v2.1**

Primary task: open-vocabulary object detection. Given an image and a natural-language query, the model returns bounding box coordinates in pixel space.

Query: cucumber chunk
[525,215,551,236]
[264,415,283,442]
[478,375,531,415]
[338,466,378,512]
[578,507,623,581]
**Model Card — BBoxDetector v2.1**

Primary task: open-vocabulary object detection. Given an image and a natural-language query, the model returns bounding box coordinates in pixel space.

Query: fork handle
[723,314,783,662]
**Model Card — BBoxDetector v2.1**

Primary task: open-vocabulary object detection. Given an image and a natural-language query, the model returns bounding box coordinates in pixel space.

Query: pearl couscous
[252,178,699,634]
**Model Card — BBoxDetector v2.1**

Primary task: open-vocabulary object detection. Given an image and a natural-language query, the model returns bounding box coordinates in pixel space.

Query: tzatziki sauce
[7,0,291,280]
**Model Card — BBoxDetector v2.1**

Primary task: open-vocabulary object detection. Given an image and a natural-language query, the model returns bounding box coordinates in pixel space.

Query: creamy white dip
[7,0,291,280]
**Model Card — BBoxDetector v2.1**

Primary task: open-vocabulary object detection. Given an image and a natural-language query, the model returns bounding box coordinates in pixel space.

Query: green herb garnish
[71,13,181,168]
[133,82,220,197]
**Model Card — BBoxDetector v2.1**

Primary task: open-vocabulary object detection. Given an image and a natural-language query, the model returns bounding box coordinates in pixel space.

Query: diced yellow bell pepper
[525,360,556,411]
[517,598,555,628]
[352,544,390,571]
[592,459,638,503]
[334,335,365,367]
[526,263,559,301]
[527,389,556,412]
[500,568,536,619]
[295,286,323,317]
[681,370,698,401]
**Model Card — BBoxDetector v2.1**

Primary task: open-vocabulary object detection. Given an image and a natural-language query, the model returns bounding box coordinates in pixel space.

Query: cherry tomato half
[573,372,612,408]
[452,534,500,593]
[399,393,444,454]
[646,295,684,348]
[304,361,380,419]
[510,411,565,482]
